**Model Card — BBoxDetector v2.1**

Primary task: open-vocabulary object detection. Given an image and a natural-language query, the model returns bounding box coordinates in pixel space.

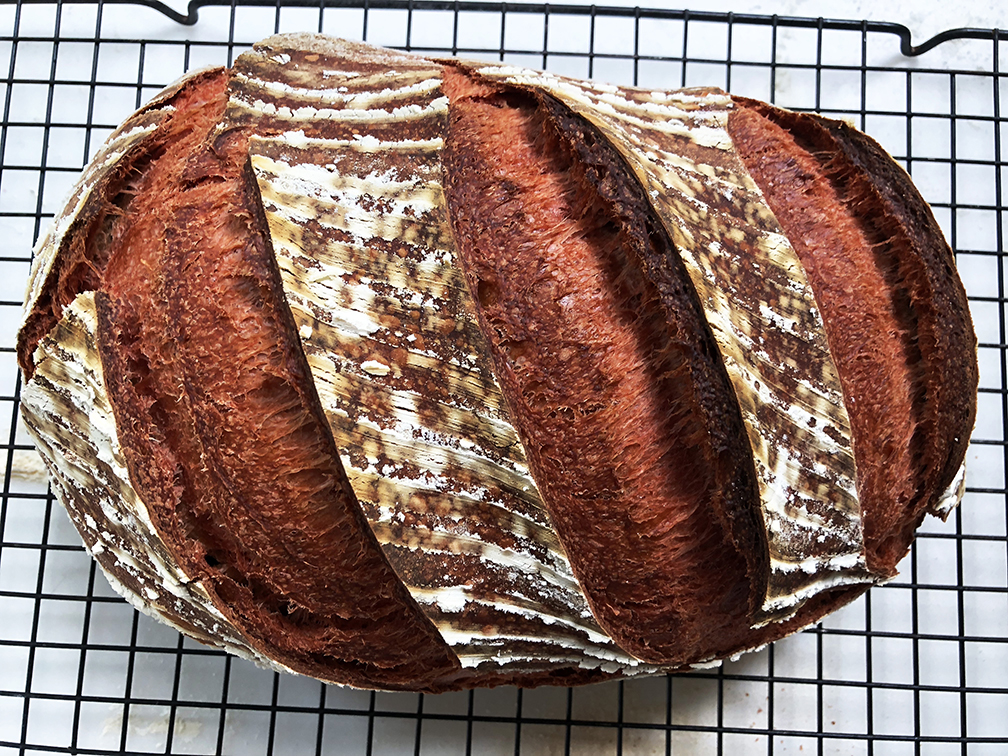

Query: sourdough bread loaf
[17,34,977,691]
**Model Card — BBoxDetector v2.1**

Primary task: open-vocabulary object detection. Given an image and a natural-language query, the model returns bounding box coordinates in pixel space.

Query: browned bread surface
[440,67,763,665]
[17,34,977,691]
[728,98,978,575]
[22,65,464,690]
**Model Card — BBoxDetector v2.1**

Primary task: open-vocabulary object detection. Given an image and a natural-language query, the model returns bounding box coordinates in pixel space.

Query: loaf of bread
[17,34,977,691]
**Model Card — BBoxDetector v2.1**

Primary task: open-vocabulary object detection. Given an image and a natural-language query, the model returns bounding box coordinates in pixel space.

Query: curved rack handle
[7,0,1007,56]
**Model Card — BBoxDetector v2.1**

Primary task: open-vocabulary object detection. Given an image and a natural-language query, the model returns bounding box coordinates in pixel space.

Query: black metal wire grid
[0,2,1005,754]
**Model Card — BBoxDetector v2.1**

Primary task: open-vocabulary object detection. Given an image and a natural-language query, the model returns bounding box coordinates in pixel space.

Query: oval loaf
[17,34,977,691]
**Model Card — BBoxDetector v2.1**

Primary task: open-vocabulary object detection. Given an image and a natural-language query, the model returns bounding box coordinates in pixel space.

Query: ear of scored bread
[17,34,976,690]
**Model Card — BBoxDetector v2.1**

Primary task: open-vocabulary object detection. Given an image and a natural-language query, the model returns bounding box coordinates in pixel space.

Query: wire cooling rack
[0,1,1006,754]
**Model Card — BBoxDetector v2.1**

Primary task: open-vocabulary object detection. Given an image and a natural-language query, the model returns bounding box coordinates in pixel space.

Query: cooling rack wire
[0,1,1005,754]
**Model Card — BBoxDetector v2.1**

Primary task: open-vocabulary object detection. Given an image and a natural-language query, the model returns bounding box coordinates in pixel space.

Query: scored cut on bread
[17,34,976,691]
[726,98,976,576]
[440,67,764,665]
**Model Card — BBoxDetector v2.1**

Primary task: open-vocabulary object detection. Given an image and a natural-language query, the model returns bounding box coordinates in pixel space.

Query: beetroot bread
[17,34,977,691]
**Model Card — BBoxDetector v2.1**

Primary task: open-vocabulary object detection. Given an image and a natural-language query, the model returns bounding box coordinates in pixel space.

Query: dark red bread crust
[22,68,462,691]
[535,92,767,605]
[17,43,976,689]
[441,68,765,665]
[727,98,977,574]
[815,115,977,499]
[17,69,227,379]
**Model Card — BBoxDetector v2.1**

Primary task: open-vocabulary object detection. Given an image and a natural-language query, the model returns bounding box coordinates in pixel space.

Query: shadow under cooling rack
[0,2,1006,755]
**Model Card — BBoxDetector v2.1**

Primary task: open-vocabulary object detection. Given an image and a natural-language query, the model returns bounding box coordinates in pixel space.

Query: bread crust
[728,98,978,573]
[816,116,977,506]
[463,62,883,621]
[229,37,657,687]
[18,34,977,690]
[440,68,766,665]
[22,64,464,691]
